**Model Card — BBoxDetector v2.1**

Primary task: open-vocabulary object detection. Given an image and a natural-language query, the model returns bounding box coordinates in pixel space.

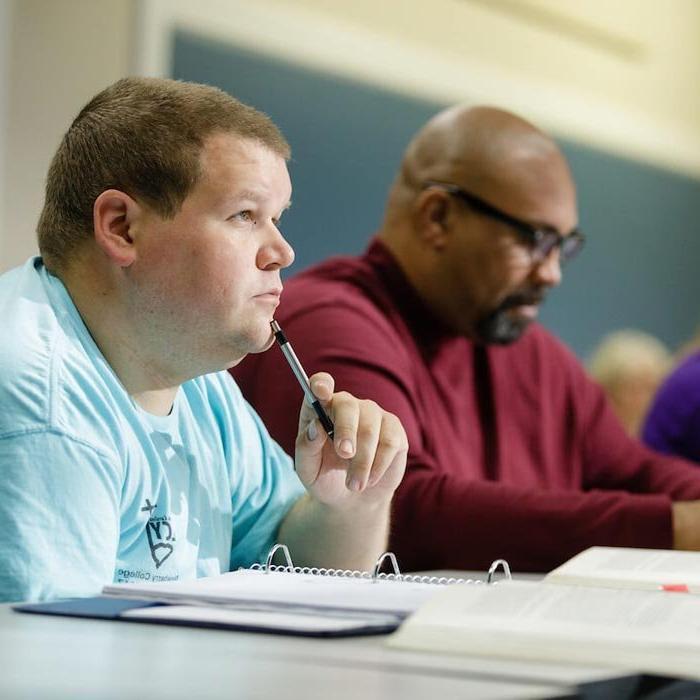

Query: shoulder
[285,254,388,310]
[645,350,700,430]
[656,351,700,405]
[278,255,405,350]
[0,259,60,436]
[0,259,124,459]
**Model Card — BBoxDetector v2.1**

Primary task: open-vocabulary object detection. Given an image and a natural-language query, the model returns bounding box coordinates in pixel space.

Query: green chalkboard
[172,30,700,358]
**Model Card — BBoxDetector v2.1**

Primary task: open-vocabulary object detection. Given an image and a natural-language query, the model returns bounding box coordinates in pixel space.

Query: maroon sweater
[233,240,700,572]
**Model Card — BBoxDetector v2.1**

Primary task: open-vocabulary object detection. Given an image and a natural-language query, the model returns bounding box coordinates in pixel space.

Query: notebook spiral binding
[249,543,512,585]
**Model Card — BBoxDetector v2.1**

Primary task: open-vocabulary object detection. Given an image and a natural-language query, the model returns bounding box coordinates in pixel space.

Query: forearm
[391,469,674,573]
[277,494,392,571]
[585,436,700,500]
[580,377,700,499]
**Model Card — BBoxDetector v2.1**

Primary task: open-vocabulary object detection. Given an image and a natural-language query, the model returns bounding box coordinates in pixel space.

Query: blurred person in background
[644,335,700,465]
[588,330,672,437]
[233,104,700,573]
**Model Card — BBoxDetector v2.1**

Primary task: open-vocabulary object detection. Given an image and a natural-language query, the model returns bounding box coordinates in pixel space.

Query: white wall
[0,0,12,267]
[1,0,699,272]
[284,0,700,174]
[137,0,700,177]
[0,0,134,273]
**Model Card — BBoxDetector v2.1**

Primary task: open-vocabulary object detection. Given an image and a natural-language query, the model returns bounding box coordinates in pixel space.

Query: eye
[229,210,257,225]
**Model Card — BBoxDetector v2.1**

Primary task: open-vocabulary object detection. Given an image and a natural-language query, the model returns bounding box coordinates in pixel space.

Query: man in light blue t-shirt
[0,78,408,603]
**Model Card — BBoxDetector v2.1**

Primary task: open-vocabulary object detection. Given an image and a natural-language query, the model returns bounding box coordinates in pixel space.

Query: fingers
[309,373,334,401]
[339,396,379,490]
[329,391,361,461]
[366,412,407,489]
[294,372,408,497]
[337,399,407,492]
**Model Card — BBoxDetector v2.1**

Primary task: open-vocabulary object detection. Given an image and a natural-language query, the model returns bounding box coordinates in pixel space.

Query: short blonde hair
[37,77,290,272]
[588,330,672,387]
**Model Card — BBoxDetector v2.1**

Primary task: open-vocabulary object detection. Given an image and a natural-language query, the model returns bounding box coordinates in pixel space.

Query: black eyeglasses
[424,181,585,265]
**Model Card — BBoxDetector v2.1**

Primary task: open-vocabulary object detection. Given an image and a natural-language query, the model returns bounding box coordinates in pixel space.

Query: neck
[130,388,178,416]
[378,225,478,339]
[378,225,444,320]
[59,260,181,417]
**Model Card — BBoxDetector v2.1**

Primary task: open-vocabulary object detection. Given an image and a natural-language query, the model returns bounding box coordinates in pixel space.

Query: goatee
[474,290,546,345]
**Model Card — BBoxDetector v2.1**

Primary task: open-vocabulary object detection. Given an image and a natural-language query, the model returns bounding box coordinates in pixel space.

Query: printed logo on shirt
[141,498,176,569]
[115,568,179,584]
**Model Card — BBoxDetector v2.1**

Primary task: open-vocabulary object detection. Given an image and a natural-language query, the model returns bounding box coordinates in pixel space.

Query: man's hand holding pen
[294,371,407,508]
[272,321,406,569]
[270,320,407,509]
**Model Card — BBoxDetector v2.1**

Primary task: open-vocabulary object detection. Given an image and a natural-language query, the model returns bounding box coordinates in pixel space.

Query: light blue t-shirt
[0,258,305,602]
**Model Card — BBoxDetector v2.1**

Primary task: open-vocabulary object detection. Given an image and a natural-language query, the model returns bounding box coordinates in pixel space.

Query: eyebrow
[235,190,292,209]
[236,189,264,202]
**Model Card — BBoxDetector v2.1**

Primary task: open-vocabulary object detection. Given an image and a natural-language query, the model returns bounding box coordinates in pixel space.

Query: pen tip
[270,320,280,332]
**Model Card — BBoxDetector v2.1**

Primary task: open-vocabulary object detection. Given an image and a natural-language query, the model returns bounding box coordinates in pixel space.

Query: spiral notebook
[15,544,511,638]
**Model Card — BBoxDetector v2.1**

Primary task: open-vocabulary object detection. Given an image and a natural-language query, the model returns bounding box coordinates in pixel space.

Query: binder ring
[372,552,401,582]
[254,543,512,586]
[487,558,512,584]
[265,543,294,573]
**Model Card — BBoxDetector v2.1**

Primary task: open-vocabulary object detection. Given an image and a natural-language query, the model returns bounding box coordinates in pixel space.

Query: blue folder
[13,596,401,638]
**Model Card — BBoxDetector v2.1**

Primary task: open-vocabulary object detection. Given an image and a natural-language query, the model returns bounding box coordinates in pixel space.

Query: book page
[545,546,700,591]
[388,580,700,679]
[104,569,455,616]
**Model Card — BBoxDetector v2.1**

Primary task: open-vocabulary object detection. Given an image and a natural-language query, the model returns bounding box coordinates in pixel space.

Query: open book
[388,546,700,680]
[545,545,700,592]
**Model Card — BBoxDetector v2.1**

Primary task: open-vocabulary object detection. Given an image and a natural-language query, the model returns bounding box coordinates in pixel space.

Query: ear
[93,189,141,267]
[413,190,451,251]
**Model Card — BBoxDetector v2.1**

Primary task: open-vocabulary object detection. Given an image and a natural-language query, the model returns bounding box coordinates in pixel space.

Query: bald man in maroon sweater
[232,106,700,573]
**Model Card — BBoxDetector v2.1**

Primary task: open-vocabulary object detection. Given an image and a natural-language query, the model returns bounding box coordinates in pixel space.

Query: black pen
[270,320,335,438]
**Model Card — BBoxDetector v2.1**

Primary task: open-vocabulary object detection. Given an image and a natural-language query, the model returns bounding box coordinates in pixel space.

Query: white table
[0,603,620,699]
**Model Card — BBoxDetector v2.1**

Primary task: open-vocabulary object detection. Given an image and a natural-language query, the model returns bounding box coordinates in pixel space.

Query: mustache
[498,289,547,311]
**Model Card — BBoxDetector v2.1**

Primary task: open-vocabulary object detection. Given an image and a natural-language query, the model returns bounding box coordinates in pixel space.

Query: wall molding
[136,0,700,178]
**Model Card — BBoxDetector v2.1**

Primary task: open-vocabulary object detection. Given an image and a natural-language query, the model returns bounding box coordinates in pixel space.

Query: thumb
[294,418,329,486]
[294,372,334,484]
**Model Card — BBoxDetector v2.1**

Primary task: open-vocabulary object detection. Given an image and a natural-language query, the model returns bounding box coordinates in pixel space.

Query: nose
[258,223,295,271]
[531,248,562,288]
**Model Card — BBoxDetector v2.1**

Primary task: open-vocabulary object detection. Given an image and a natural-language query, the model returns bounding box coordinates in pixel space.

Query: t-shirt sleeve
[223,380,306,569]
[0,430,121,602]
